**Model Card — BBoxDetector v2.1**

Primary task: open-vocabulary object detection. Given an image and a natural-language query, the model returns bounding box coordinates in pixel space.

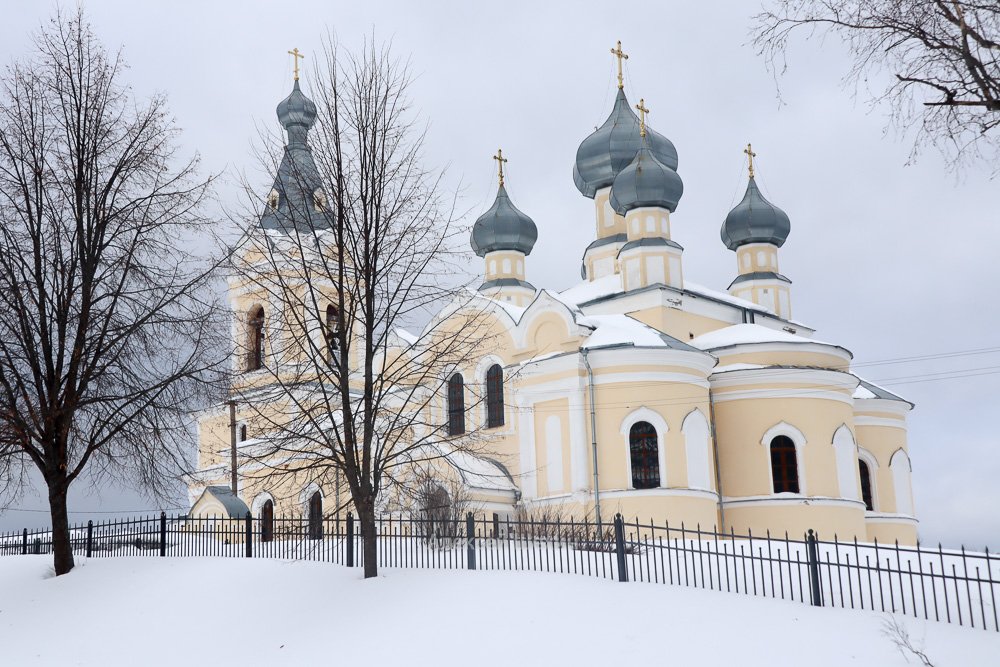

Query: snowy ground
[0,556,996,666]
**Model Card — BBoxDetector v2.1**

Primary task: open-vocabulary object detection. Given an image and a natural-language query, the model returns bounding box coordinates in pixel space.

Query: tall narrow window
[447,373,465,436]
[308,491,323,540]
[261,499,274,543]
[239,425,248,442]
[859,459,874,512]
[325,304,340,357]
[770,436,800,494]
[629,421,660,489]
[485,364,504,428]
[247,306,265,371]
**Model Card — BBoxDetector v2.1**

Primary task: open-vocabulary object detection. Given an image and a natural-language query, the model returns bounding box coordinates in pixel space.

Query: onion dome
[276,80,318,144]
[609,144,684,214]
[260,81,326,232]
[721,177,791,250]
[573,89,678,198]
[470,185,538,257]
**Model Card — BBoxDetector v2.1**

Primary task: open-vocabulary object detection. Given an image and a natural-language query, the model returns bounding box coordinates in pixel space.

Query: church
[187,43,919,546]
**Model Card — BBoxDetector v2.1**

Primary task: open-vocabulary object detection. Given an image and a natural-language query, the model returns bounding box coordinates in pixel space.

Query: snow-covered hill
[0,556,995,666]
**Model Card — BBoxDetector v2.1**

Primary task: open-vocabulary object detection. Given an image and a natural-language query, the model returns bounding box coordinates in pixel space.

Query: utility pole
[228,400,238,494]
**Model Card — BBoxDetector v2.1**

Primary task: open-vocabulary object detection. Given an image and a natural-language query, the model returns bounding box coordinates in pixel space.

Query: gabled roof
[193,486,250,518]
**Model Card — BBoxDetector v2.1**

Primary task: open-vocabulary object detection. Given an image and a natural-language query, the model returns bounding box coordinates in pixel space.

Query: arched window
[770,436,800,494]
[325,304,340,357]
[859,459,874,512]
[629,421,660,489]
[307,491,323,540]
[260,499,274,542]
[485,364,504,428]
[447,373,465,436]
[247,305,265,371]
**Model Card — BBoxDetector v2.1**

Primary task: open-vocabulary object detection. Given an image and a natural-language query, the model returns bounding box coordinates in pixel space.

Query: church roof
[721,177,790,251]
[609,143,684,215]
[573,88,678,198]
[580,314,702,353]
[195,486,250,518]
[854,378,914,407]
[470,184,538,257]
[259,80,328,232]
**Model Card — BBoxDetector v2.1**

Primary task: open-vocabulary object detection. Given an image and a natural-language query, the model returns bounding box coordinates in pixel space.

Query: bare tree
[752,1,1000,170]
[232,38,501,578]
[0,9,228,575]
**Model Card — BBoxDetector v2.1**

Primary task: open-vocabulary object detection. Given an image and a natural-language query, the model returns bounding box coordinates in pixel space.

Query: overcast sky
[0,1,996,549]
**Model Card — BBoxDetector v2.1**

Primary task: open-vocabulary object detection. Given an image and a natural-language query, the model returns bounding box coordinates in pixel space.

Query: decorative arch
[620,407,668,489]
[247,304,265,371]
[889,448,914,516]
[298,482,323,540]
[681,409,712,491]
[832,425,860,501]
[761,422,807,495]
[253,492,276,543]
[857,446,879,512]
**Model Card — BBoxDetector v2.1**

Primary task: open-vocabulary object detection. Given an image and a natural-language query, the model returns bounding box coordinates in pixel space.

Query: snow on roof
[711,363,766,373]
[556,273,623,308]
[393,328,418,345]
[683,280,772,313]
[443,450,517,492]
[690,323,823,350]
[853,378,913,406]
[579,314,700,352]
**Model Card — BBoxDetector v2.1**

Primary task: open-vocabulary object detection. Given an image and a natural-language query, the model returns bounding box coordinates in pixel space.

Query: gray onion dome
[260,81,327,232]
[470,185,538,257]
[276,80,317,144]
[609,144,684,214]
[573,88,678,198]
[721,177,791,250]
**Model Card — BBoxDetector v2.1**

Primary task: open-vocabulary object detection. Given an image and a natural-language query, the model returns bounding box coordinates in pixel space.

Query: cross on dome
[610,40,629,90]
[744,143,757,179]
[635,98,650,138]
[493,148,508,187]
[288,47,305,81]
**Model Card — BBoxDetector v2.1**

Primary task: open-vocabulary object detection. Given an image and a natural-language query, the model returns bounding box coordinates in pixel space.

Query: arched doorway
[261,499,274,542]
[307,491,323,540]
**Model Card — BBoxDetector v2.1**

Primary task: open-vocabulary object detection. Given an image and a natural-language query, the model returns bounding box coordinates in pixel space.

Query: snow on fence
[2,513,996,632]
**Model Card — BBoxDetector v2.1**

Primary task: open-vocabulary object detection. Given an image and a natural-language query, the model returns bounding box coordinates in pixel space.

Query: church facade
[188,47,918,546]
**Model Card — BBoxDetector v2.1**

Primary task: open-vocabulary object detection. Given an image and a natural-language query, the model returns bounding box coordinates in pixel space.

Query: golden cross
[493,148,508,187]
[288,47,305,81]
[635,98,650,138]
[744,143,757,179]
[610,40,629,90]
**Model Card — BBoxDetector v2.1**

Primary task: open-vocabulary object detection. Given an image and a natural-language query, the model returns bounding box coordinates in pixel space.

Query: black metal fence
[2,512,996,632]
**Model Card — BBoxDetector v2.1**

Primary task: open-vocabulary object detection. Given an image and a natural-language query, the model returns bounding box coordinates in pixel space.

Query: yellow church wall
[854,421,910,515]
[593,187,626,238]
[865,518,918,545]
[532,398,571,498]
[598,491,719,530]
[713,395,856,499]
[723,500,866,540]
[713,349,849,370]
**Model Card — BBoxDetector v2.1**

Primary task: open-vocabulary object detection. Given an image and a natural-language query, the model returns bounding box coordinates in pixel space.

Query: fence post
[245,511,253,558]
[21,528,27,555]
[806,529,822,607]
[614,514,628,583]
[159,512,167,557]
[466,512,476,571]
[346,512,355,568]
[86,520,93,558]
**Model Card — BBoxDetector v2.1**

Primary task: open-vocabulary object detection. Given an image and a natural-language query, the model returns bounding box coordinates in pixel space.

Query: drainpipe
[581,348,602,527]
[708,387,725,532]
[228,400,238,495]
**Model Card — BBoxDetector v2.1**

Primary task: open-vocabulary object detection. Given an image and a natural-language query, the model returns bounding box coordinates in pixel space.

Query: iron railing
[2,513,996,632]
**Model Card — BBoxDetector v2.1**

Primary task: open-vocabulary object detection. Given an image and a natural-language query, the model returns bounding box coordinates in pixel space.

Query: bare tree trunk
[46,475,74,575]
[359,497,378,579]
